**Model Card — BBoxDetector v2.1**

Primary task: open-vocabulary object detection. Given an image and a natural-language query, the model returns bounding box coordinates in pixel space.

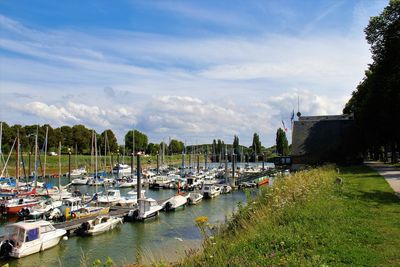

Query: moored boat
[74,215,123,236]
[0,220,66,259]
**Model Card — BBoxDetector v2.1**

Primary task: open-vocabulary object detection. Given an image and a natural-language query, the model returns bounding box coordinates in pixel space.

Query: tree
[72,125,92,154]
[233,135,240,155]
[125,130,148,153]
[251,133,262,154]
[344,0,400,162]
[146,143,160,155]
[0,122,13,153]
[60,126,73,148]
[99,129,118,154]
[276,128,289,156]
[169,139,184,154]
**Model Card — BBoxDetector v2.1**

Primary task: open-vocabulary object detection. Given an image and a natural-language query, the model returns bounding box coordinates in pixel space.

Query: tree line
[343,0,399,162]
[0,121,288,160]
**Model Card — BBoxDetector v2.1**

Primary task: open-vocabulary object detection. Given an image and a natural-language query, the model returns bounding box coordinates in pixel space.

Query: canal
[0,181,253,266]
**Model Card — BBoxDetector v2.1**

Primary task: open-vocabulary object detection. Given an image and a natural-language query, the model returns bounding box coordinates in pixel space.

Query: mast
[43,126,48,180]
[58,141,61,190]
[16,130,19,192]
[132,129,135,175]
[34,126,38,189]
[94,131,98,195]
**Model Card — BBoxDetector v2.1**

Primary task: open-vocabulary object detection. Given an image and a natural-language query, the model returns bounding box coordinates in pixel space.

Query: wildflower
[195,216,208,224]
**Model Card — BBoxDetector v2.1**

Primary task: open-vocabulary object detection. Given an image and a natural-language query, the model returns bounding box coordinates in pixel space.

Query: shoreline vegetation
[141,165,399,266]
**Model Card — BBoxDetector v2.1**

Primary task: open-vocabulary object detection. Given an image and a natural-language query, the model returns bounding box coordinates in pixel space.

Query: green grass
[173,165,400,266]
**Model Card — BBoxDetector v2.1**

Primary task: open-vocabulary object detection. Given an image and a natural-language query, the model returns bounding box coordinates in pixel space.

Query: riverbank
[172,165,400,266]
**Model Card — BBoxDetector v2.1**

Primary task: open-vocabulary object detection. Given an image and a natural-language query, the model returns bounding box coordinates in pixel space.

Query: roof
[6,220,51,230]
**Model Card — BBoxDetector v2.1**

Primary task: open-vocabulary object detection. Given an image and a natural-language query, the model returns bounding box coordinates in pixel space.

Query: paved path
[365,161,400,198]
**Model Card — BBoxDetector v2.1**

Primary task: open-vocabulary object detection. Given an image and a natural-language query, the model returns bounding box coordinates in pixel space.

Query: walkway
[365,161,400,198]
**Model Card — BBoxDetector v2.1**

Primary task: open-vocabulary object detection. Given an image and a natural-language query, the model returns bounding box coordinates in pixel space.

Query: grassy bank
[1,154,202,176]
[173,165,400,266]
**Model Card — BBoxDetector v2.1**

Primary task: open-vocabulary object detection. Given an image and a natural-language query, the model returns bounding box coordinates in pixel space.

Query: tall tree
[125,130,148,153]
[251,133,262,154]
[233,135,240,155]
[72,125,92,154]
[169,139,184,154]
[276,128,289,156]
[99,129,118,154]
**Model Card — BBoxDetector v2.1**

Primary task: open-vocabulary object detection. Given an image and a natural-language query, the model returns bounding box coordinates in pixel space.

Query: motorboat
[117,190,146,207]
[162,195,187,211]
[150,176,174,189]
[48,197,109,221]
[71,176,90,185]
[97,190,122,206]
[220,184,232,194]
[1,198,40,215]
[69,166,87,177]
[124,198,163,221]
[0,220,66,259]
[17,199,62,219]
[74,215,123,236]
[115,177,137,188]
[187,192,203,205]
[112,164,132,178]
[185,176,203,190]
[201,183,221,198]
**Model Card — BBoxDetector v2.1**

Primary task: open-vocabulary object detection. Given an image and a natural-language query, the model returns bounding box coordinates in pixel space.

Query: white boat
[17,199,62,219]
[74,215,123,236]
[116,178,137,188]
[112,164,132,178]
[97,190,123,206]
[71,176,90,185]
[117,190,146,207]
[69,166,87,177]
[0,220,66,259]
[187,192,203,205]
[162,195,187,211]
[201,183,221,198]
[220,184,232,194]
[150,175,174,189]
[125,198,163,221]
[185,176,203,190]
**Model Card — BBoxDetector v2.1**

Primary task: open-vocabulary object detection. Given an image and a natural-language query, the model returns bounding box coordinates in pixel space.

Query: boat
[185,176,203,190]
[0,220,66,259]
[201,183,221,198]
[112,164,132,178]
[74,215,123,236]
[47,197,109,221]
[71,176,90,185]
[162,195,187,211]
[117,190,146,207]
[220,184,232,194]
[17,199,62,219]
[150,175,174,189]
[69,166,87,177]
[1,198,40,215]
[115,177,137,188]
[124,198,163,221]
[97,189,123,206]
[187,192,203,205]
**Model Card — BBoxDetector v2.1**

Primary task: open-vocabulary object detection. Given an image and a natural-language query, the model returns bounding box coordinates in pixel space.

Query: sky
[0,0,388,147]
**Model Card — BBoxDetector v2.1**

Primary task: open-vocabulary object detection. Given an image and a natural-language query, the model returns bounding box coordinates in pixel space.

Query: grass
[0,153,201,177]
[171,165,400,266]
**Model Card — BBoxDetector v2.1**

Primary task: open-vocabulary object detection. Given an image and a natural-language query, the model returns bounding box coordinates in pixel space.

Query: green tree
[276,128,289,156]
[72,125,92,154]
[99,129,118,154]
[169,139,184,154]
[251,133,262,154]
[233,135,240,155]
[125,130,148,153]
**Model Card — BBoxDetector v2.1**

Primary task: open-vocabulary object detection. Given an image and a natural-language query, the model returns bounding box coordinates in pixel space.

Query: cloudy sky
[0,0,388,147]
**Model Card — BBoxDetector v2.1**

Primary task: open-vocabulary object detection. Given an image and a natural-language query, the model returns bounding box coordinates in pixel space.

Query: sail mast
[43,126,48,181]
[16,130,19,192]
[94,131,98,195]
[34,126,38,189]
[58,141,61,190]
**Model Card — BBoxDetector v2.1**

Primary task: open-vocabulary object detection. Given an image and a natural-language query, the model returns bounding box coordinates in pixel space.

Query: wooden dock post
[137,153,142,201]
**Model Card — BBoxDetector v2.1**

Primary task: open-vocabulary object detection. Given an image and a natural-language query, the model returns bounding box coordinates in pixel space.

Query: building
[291,114,361,168]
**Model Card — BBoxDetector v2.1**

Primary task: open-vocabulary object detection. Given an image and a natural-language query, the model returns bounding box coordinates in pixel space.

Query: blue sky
[0,0,388,146]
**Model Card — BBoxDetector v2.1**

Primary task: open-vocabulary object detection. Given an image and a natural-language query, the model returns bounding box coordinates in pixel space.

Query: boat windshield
[5,226,26,244]
[108,191,115,196]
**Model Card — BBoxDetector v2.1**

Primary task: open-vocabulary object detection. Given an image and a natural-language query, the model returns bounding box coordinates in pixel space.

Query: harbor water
[0,177,256,266]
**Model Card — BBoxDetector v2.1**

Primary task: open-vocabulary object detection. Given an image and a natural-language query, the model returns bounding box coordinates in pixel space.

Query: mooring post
[197,154,200,173]
[231,153,235,186]
[131,152,134,176]
[262,153,265,170]
[205,147,208,170]
[68,148,71,182]
[181,151,185,177]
